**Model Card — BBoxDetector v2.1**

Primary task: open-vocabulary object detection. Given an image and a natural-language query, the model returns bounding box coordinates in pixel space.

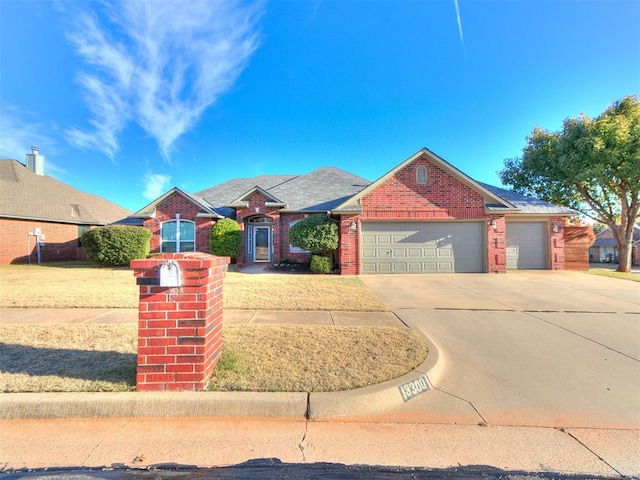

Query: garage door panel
[361,222,484,274]
[506,222,547,270]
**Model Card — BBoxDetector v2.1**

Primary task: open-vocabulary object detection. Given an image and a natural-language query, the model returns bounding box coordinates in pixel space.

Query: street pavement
[1,270,639,477]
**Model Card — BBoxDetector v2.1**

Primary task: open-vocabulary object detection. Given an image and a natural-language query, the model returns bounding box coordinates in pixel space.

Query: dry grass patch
[0,323,427,393]
[0,263,137,308]
[0,263,388,311]
[0,324,137,392]
[223,273,389,311]
[208,324,428,392]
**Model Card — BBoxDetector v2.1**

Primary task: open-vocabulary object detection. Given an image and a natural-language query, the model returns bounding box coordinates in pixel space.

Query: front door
[253,226,271,262]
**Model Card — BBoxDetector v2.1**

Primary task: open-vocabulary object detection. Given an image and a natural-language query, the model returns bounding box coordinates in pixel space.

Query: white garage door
[506,222,548,270]
[361,222,484,273]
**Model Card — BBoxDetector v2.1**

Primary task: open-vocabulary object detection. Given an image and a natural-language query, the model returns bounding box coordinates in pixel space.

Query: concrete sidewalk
[2,417,635,476]
[0,308,406,327]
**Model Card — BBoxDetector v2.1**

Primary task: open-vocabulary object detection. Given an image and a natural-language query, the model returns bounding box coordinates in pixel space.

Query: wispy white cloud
[141,172,172,200]
[453,0,465,51]
[0,105,60,166]
[63,0,263,160]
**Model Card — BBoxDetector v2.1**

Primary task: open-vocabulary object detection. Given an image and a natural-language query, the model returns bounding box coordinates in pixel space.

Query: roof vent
[25,146,45,176]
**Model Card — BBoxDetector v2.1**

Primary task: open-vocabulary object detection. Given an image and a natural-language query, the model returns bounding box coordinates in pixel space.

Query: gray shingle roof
[195,167,371,212]
[480,183,577,215]
[592,224,640,247]
[0,159,131,224]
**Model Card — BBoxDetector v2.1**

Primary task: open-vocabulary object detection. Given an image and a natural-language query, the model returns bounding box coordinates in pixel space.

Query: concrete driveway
[360,271,640,429]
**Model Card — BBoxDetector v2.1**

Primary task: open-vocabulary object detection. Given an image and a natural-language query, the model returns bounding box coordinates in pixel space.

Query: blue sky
[1,0,638,212]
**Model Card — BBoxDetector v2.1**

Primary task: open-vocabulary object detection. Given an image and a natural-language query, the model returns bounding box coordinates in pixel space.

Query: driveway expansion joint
[392,311,411,328]
[524,311,640,363]
[557,427,624,478]
[430,387,487,425]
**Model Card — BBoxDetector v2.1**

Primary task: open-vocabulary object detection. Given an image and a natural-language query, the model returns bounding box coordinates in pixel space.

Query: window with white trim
[161,219,195,253]
[416,166,427,185]
[289,220,309,253]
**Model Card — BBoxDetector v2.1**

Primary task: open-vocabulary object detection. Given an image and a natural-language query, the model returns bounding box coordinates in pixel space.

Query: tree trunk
[617,239,632,273]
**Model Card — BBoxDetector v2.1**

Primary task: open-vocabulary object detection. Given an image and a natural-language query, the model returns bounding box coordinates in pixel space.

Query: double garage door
[361,222,484,273]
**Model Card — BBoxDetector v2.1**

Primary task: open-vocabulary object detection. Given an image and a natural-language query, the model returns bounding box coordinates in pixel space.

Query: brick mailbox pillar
[130,253,229,392]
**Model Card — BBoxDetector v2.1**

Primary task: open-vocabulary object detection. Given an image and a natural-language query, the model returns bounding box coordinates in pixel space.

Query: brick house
[130,148,576,274]
[589,224,640,265]
[0,148,131,264]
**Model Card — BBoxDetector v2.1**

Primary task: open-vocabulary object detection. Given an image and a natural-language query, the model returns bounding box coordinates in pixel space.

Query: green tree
[288,214,338,259]
[209,218,242,258]
[500,95,640,272]
[592,223,607,235]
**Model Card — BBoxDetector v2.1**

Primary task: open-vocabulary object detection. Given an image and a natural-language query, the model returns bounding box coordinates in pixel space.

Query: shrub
[310,255,332,274]
[288,214,338,257]
[210,218,242,258]
[82,226,152,266]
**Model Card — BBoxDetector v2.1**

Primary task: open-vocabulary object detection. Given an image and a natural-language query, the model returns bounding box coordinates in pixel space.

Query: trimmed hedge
[310,255,332,274]
[82,226,152,266]
[210,218,242,258]
[288,214,338,257]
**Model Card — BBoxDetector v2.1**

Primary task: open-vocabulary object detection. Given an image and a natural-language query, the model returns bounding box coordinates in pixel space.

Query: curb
[0,391,308,420]
[308,324,443,419]
[0,331,442,421]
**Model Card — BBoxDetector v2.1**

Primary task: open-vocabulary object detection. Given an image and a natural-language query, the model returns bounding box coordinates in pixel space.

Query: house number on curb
[398,375,430,402]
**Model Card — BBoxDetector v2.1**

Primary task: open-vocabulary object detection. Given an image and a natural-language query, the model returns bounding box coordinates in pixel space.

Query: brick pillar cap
[131,253,229,270]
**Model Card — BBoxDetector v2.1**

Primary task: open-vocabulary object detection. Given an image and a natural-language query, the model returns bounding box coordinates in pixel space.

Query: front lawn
[0,262,389,311]
[0,323,427,393]
[0,262,409,393]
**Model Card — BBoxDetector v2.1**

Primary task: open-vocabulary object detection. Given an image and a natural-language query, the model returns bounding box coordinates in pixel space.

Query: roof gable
[334,148,517,212]
[131,187,223,219]
[0,159,130,224]
[228,186,287,207]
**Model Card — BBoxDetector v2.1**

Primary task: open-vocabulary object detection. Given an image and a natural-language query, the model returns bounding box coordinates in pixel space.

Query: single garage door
[361,222,484,273]
[506,221,548,269]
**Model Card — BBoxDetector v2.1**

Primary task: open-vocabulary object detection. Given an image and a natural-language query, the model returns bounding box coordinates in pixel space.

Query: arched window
[161,219,195,253]
[416,166,427,185]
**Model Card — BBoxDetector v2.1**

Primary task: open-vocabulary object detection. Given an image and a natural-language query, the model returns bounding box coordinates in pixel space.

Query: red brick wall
[143,192,214,254]
[338,216,360,275]
[131,253,229,391]
[0,217,89,264]
[550,218,565,270]
[360,158,486,221]
[487,216,507,273]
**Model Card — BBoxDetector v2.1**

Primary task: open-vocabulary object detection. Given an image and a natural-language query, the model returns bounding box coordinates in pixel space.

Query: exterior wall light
[489,220,497,230]
[552,224,559,233]
[350,220,357,233]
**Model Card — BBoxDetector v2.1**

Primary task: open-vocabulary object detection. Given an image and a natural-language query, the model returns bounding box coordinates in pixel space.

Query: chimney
[25,146,45,176]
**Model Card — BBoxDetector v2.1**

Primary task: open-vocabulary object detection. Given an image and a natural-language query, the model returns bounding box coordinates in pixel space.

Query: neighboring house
[130,148,576,274]
[0,148,131,264]
[589,224,640,265]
